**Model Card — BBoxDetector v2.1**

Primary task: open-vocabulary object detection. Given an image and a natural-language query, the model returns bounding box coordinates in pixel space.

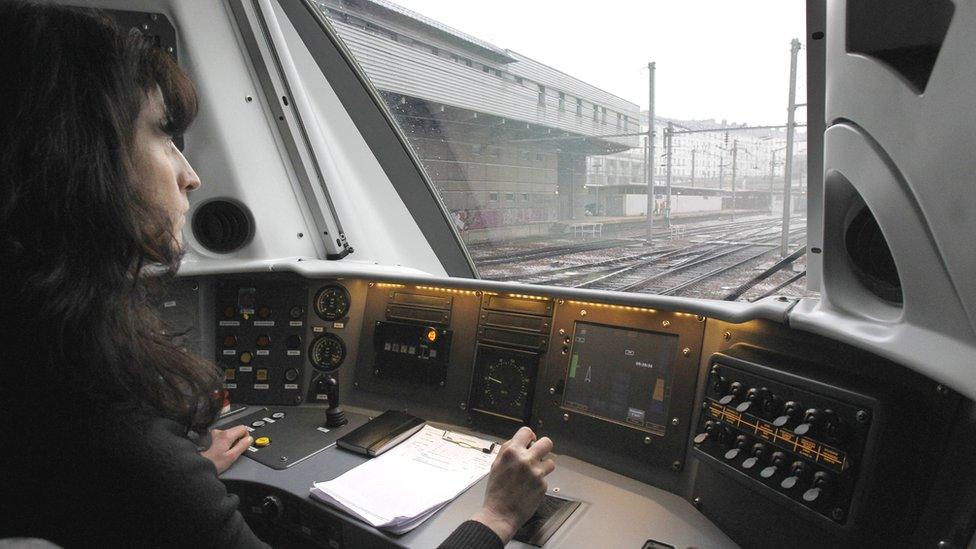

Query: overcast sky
[390,0,808,126]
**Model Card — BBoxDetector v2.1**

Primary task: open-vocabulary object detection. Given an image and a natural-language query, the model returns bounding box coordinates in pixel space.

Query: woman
[0,3,554,548]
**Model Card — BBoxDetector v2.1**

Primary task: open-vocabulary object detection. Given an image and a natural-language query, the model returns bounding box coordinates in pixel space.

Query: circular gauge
[313,284,350,321]
[308,333,346,372]
[483,357,531,416]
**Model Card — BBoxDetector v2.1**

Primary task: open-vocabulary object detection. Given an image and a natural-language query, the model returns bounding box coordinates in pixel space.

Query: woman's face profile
[130,87,201,250]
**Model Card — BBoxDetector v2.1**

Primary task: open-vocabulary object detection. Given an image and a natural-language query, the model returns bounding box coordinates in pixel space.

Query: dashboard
[158,269,974,548]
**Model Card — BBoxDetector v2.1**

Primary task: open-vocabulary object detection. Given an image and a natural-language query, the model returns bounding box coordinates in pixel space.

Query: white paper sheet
[310,425,498,534]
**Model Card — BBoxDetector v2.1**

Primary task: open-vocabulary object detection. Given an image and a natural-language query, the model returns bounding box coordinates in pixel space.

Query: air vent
[845,206,902,304]
[191,200,253,253]
[846,0,954,92]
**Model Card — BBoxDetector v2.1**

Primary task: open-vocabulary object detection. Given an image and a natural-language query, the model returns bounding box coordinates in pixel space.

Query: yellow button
[224,369,236,381]
[239,351,253,364]
[254,437,271,448]
[256,369,269,381]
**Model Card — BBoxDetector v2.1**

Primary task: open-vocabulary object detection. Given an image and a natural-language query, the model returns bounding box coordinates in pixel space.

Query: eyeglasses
[442,430,496,454]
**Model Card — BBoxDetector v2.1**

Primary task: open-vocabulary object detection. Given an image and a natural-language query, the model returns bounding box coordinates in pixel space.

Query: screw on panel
[696,315,705,322]
[191,281,199,291]
[831,507,845,521]
[855,409,871,424]
[671,418,679,426]
[936,385,950,395]
[693,497,702,509]
[702,401,709,410]
[562,413,570,422]
[245,95,253,103]
[459,402,466,410]
[279,456,288,462]
[644,437,652,445]
[141,23,149,31]
[662,320,671,327]
[937,541,953,549]
[374,370,380,375]
[682,347,691,357]
[353,382,359,389]
[537,420,543,428]
[723,331,732,341]
[580,310,587,317]
[297,233,304,239]
[671,461,682,472]
[166,46,174,54]
[557,299,565,305]
[439,381,445,387]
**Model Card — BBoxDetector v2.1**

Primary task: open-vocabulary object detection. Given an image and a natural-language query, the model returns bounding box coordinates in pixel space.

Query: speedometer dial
[484,357,531,413]
[313,284,350,321]
[309,333,346,372]
[471,345,538,422]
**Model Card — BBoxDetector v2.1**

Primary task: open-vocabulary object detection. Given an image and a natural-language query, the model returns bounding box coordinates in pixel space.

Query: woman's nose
[178,151,201,192]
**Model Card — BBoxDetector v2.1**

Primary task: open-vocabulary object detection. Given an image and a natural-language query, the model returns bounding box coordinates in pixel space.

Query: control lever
[694,420,725,445]
[780,460,808,490]
[718,381,745,405]
[773,400,802,428]
[760,451,787,478]
[741,443,767,470]
[793,408,822,436]
[724,434,751,460]
[803,471,833,503]
[317,375,348,428]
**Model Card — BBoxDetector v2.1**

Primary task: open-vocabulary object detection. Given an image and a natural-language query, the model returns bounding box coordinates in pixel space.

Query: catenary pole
[781,39,801,256]
[645,62,656,246]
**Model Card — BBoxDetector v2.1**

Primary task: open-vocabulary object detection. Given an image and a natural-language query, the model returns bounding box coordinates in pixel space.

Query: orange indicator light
[426,328,438,343]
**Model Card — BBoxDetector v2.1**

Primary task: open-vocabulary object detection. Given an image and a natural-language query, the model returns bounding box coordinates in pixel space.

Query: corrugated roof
[329,17,639,147]
[345,0,515,63]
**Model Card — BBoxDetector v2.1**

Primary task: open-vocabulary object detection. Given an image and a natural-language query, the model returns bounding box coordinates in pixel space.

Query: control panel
[692,350,877,528]
[215,280,309,405]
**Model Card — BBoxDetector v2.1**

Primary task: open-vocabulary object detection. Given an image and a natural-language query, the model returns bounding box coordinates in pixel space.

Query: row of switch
[225,367,301,383]
[710,367,848,441]
[695,420,834,504]
[222,334,303,349]
[221,304,306,320]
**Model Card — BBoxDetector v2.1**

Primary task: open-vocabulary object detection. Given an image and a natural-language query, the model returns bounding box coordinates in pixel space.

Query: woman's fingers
[228,432,253,458]
[528,436,553,459]
[509,426,535,449]
[536,458,556,476]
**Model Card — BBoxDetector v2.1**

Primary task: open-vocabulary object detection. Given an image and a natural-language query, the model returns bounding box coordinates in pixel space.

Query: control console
[693,349,877,528]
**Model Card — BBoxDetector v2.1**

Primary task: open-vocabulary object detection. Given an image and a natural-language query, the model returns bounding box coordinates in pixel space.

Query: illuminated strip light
[567,300,703,318]
[568,300,658,314]
[415,285,481,296]
[375,283,406,288]
[506,293,550,301]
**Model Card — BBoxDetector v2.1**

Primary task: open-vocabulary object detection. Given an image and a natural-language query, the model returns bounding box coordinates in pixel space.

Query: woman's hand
[199,425,252,475]
[470,426,555,544]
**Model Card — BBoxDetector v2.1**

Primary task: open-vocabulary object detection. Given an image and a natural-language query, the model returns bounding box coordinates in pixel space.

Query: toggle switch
[773,400,803,427]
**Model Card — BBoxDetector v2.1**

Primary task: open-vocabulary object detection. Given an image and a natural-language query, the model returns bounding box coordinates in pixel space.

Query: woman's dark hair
[0,3,221,431]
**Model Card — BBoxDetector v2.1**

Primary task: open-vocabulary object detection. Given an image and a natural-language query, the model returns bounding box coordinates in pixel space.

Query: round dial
[483,357,531,416]
[308,333,346,372]
[313,285,350,321]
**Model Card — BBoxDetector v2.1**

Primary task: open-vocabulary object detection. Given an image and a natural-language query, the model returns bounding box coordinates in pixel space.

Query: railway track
[477,215,795,272]
[578,226,805,294]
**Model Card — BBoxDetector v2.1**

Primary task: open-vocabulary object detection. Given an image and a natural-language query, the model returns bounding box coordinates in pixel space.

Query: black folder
[336,410,426,457]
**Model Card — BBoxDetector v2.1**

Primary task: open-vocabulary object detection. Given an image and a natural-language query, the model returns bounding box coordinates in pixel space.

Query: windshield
[319,0,812,302]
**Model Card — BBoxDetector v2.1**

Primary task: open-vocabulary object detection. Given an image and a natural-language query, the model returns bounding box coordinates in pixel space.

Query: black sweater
[2,405,501,548]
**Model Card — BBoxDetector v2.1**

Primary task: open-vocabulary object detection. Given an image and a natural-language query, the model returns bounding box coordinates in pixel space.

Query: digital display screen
[561,322,678,435]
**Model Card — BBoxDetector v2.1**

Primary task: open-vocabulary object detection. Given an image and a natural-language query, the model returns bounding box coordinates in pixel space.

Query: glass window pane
[321,0,812,301]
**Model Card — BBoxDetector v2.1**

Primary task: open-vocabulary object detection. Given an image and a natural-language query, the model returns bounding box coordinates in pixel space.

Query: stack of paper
[310,425,498,534]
